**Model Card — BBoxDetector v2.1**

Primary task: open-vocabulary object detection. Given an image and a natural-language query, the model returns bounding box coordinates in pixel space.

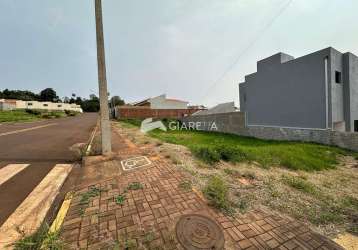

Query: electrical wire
[200,0,294,104]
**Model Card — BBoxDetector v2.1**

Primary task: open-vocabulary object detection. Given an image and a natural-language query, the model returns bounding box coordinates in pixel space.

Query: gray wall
[330,48,345,129]
[182,112,358,152]
[239,48,354,130]
[343,52,358,132]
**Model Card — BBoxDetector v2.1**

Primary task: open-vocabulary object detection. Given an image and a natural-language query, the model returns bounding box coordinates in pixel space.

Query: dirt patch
[334,233,358,250]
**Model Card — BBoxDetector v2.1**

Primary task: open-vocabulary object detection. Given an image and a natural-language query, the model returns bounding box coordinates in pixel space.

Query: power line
[200,0,294,104]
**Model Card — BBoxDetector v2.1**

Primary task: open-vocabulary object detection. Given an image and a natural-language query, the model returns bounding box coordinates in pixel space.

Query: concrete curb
[86,121,99,156]
[49,192,74,233]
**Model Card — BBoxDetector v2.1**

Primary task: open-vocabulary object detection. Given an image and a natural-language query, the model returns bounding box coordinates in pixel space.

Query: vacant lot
[150,129,358,171]
[0,110,40,123]
[0,110,78,123]
[117,120,358,238]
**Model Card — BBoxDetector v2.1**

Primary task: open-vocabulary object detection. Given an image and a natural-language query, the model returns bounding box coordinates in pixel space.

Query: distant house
[239,47,358,132]
[188,105,207,110]
[116,94,203,119]
[0,99,83,113]
[193,102,238,116]
[0,99,17,111]
[132,94,189,109]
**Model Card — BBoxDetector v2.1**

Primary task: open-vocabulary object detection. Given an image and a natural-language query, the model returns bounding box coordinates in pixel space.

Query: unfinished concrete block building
[239,47,358,132]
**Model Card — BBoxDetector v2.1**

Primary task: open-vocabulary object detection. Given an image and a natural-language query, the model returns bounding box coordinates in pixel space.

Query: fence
[182,112,358,152]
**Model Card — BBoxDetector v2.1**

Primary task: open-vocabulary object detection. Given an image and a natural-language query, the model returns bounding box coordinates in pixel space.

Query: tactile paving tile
[120,156,151,171]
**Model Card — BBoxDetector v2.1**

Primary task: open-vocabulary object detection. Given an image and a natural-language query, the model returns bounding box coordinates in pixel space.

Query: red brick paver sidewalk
[61,129,343,250]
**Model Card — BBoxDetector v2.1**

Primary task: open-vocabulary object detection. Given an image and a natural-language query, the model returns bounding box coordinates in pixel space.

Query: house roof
[1,99,17,104]
[131,95,188,106]
[193,102,238,116]
[165,98,188,103]
[131,98,150,106]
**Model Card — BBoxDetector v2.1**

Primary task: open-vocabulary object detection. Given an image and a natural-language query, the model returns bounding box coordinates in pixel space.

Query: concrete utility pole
[95,0,112,155]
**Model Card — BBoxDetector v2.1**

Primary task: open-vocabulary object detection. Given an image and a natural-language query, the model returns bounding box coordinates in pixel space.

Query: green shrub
[79,187,102,205]
[124,239,137,250]
[215,146,247,162]
[192,146,220,164]
[64,110,77,116]
[115,195,126,205]
[308,207,343,225]
[348,224,358,235]
[178,180,192,191]
[203,176,234,214]
[41,113,51,119]
[234,194,249,213]
[192,145,247,164]
[119,119,142,127]
[25,109,42,115]
[49,112,65,118]
[127,182,143,190]
[282,175,317,195]
[341,195,358,210]
[13,223,64,250]
[223,168,236,175]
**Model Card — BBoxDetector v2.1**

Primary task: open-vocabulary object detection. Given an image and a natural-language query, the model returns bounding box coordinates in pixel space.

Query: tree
[39,88,58,102]
[63,97,70,103]
[80,94,100,112]
[0,89,39,101]
[110,96,125,107]
[81,99,100,112]
[89,94,98,101]
[75,97,83,106]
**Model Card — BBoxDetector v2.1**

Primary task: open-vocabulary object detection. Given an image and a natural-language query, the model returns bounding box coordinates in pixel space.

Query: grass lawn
[0,110,79,123]
[0,110,40,123]
[149,129,357,171]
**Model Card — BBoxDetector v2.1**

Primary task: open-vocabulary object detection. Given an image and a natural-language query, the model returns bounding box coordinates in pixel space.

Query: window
[243,93,247,102]
[335,71,342,84]
[28,103,33,106]
[355,120,358,132]
[58,105,62,108]
[43,104,48,107]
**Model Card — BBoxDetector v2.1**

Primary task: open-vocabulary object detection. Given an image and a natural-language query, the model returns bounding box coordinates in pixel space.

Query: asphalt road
[0,113,98,226]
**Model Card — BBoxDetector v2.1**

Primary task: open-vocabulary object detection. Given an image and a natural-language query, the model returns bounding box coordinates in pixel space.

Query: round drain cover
[176,214,225,250]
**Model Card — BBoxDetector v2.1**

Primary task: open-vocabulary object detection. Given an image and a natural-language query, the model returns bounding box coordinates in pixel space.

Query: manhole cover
[120,156,151,171]
[176,214,225,250]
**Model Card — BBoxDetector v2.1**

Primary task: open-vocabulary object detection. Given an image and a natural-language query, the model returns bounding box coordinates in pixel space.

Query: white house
[0,99,83,113]
[133,94,188,109]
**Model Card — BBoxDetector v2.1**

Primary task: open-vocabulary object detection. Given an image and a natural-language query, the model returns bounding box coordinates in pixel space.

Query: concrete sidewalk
[61,125,343,249]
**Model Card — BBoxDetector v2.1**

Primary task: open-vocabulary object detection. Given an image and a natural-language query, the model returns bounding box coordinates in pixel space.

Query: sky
[0,0,357,108]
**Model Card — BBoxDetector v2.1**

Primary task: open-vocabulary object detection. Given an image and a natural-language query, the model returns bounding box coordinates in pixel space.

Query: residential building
[115,94,202,119]
[0,99,83,113]
[0,99,16,111]
[193,102,238,116]
[188,105,207,110]
[132,94,188,109]
[239,47,358,132]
